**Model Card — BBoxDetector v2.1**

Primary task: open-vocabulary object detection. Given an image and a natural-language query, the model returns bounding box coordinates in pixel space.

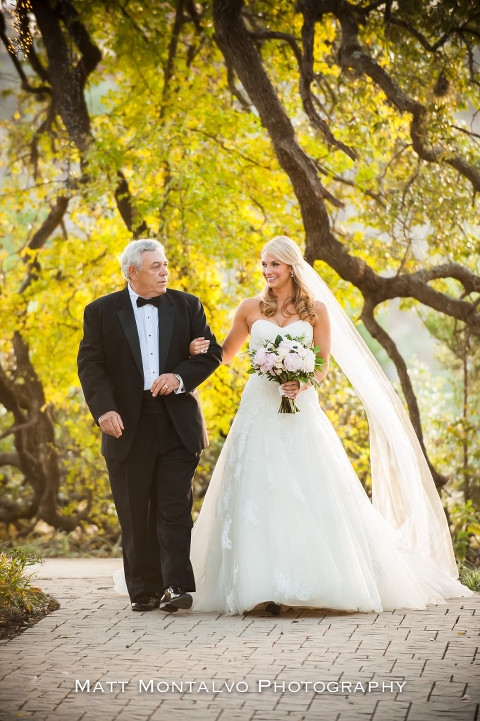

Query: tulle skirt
[190,373,472,614]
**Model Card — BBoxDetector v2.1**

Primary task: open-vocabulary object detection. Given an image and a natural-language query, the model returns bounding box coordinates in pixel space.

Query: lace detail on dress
[274,569,311,601]
[221,517,232,550]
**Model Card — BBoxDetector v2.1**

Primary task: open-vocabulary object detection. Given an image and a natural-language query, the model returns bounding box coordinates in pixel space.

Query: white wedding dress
[190,318,472,614]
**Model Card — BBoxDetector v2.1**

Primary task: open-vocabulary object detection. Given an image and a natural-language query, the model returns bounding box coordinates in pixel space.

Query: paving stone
[0,559,478,721]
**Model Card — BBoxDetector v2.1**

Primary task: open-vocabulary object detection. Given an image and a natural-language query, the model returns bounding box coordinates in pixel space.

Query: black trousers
[106,397,199,602]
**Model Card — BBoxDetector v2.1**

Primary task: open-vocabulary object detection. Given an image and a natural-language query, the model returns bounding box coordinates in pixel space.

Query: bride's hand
[281,380,308,399]
[189,337,210,356]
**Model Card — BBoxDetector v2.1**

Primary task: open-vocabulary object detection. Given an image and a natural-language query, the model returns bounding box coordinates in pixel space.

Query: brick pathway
[0,559,478,721]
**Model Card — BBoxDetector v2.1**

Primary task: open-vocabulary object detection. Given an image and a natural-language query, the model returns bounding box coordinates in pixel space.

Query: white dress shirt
[128,284,184,393]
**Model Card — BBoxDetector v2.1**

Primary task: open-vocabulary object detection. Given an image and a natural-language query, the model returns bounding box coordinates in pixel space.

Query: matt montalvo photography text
[74,678,407,694]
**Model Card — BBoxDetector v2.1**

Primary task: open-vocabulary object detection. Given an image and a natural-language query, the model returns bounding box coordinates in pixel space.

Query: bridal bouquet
[247,333,324,413]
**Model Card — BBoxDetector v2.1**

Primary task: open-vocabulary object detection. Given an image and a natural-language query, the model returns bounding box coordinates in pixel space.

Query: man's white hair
[119,238,165,280]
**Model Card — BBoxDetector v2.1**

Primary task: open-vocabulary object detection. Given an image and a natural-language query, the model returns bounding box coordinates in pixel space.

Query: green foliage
[458,561,480,592]
[448,500,480,565]
[0,547,47,612]
[414,303,480,507]
[0,0,478,555]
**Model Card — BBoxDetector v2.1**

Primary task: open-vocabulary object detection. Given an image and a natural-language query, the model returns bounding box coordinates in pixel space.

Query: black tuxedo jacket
[77,286,222,459]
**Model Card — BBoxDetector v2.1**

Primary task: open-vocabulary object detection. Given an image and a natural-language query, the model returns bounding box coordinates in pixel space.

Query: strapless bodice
[249,319,314,351]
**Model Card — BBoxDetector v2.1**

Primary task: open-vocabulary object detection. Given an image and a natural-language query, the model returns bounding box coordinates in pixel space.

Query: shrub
[0,547,47,612]
[458,562,480,592]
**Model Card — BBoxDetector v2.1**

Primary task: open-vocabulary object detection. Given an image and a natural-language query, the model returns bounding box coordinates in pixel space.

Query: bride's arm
[189,299,253,364]
[311,301,331,384]
[221,299,252,364]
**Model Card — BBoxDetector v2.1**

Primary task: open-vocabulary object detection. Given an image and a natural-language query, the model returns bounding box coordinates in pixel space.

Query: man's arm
[172,297,222,393]
[77,302,119,425]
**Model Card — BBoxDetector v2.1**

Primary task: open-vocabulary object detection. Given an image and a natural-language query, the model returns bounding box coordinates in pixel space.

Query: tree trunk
[212,0,480,489]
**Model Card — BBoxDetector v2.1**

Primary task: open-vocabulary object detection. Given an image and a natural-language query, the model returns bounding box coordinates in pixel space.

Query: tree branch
[385,12,480,53]
[27,2,148,237]
[333,0,480,192]
[162,0,185,108]
[27,195,70,251]
[360,299,448,489]
[225,59,252,111]
[114,171,148,237]
[312,157,386,207]
[30,0,94,153]
[213,1,480,340]
[0,419,37,443]
[298,3,357,160]
[214,0,345,208]
[56,0,103,79]
[0,360,26,424]
[0,11,50,96]
[249,30,303,67]
[385,18,453,53]
[191,128,273,169]
[0,452,20,467]
[18,194,70,293]
[414,263,480,295]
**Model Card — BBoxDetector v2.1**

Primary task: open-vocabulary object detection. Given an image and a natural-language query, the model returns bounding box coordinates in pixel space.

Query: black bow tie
[136,295,163,309]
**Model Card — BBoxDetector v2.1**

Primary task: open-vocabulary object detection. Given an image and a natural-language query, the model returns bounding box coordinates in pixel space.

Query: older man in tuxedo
[78,239,222,612]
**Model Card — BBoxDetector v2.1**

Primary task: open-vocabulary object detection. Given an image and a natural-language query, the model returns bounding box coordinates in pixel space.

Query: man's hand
[189,337,210,356]
[99,411,124,438]
[151,373,180,397]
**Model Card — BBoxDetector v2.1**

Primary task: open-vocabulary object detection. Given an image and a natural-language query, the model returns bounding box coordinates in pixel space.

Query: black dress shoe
[131,595,160,612]
[159,586,193,613]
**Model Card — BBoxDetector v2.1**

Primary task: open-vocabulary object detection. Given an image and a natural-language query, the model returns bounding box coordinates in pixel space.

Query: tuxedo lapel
[158,291,175,374]
[116,288,143,378]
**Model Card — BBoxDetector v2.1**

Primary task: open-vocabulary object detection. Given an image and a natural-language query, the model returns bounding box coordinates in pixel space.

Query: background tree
[0,0,478,562]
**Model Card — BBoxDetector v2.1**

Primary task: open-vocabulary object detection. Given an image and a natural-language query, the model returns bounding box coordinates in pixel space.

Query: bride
[188,235,472,615]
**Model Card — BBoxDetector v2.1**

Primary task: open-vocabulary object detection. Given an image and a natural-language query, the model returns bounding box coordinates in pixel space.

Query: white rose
[305,357,315,373]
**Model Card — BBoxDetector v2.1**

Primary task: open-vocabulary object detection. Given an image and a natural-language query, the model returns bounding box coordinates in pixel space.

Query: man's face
[129,249,169,297]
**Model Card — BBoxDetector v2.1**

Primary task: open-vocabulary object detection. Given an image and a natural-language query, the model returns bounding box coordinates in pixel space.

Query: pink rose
[253,348,268,367]
[260,353,277,373]
[283,352,304,372]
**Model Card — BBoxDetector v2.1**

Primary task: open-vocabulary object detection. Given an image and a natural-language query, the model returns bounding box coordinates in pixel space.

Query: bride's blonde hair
[259,236,317,322]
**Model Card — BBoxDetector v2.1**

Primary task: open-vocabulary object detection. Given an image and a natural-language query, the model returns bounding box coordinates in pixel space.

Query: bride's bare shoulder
[314,300,328,319]
[236,296,262,316]
[310,301,329,331]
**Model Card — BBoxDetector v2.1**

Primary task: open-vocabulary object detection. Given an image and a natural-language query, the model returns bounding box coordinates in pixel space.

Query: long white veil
[302,260,457,578]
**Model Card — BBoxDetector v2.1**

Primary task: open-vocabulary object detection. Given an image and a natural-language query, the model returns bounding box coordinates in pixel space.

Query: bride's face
[261,252,292,291]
